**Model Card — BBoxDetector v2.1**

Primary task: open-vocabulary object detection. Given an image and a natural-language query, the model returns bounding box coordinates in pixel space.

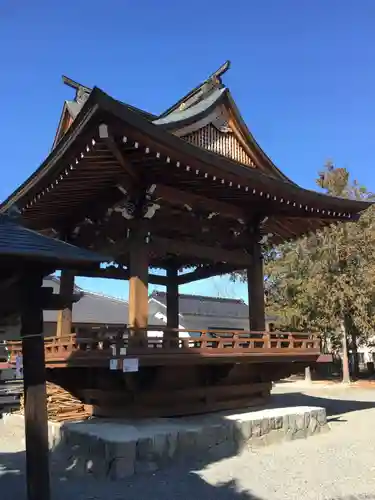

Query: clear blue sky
[1,1,374,301]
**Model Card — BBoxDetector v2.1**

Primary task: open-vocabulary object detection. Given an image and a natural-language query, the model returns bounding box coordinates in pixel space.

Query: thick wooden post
[247,224,265,331]
[56,269,75,337]
[166,265,179,329]
[128,229,149,339]
[166,265,179,345]
[20,272,50,500]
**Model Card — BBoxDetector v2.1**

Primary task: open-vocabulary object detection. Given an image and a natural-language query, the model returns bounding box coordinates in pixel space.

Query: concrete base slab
[3,405,329,479]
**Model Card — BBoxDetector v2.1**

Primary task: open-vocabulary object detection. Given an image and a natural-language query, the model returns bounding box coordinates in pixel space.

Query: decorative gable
[182,124,255,167]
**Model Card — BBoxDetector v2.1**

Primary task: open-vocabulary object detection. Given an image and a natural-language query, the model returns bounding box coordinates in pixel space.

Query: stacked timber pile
[20,382,91,423]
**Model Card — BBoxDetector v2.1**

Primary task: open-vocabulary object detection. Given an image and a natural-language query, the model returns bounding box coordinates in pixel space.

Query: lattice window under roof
[182,124,255,167]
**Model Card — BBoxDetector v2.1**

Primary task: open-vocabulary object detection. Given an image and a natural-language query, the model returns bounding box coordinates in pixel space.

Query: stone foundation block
[2,405,329,480]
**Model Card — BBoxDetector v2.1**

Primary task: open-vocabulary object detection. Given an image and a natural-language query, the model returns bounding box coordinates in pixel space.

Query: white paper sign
[109,358,118,370]
[120,347,127,356]
[122,358,139,373]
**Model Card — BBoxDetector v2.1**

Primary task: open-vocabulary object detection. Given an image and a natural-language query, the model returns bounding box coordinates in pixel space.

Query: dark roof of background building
[149,290,276,320]
[43,278,276,328]
[43,276,129,325]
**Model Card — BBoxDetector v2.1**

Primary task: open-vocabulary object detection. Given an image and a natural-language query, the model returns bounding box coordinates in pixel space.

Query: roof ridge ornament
[210,60,231,82]
[62,75,91,105]
[1,204,22,223]
[178,61,231,112]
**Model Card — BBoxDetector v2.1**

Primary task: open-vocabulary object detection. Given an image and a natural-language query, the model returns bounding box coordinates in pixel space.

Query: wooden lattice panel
[182,124,255,167]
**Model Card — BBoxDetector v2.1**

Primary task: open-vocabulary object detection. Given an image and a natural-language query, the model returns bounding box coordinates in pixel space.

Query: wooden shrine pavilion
[3,62,371,417]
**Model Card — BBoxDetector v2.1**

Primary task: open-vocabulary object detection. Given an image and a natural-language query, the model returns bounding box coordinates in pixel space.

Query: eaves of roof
[1,86,371,217]
[92,88,373,215]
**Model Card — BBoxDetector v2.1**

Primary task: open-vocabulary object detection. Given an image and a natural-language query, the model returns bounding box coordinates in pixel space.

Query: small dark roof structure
[0,213,108,268]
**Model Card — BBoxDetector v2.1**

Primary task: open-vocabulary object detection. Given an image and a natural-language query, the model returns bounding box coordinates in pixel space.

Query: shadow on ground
[267,386,375,419]
[268,390,375,419]
[0,447,262,500]
[1,389,375,500]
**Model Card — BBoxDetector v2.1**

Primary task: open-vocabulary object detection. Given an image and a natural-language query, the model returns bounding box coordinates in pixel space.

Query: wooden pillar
[20,271,50,500]
[56,269,75,337]
[166,265,179,341]
[247,224,266,331]
[128,230,149,339]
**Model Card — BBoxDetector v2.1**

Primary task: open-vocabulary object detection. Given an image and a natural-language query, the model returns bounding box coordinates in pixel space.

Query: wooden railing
[6,328,321,366]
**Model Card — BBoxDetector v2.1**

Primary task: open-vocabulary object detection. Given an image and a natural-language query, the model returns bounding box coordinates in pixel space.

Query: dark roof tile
[149,290,275,320]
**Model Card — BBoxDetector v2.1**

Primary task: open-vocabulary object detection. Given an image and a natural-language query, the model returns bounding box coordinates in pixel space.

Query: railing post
[266,332,271,349]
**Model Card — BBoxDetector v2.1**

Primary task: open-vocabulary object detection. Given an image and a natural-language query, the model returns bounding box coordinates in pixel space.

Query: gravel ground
[1,383,375,500]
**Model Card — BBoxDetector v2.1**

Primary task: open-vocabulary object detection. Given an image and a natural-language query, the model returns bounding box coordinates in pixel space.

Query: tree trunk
[340,319,351,384]
[321,332,328,354]
[304,366,312,383]
[351,331,359,379]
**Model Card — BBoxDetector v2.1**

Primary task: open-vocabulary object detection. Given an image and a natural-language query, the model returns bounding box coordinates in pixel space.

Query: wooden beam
[155,185,245,220]
[74,266,168,286]
[149,236,252,267]
[178,263,238,284]
[79,211,248,260]
[56,270,75,337]
[151,213,248,246]
[99,124,138,182]
[20,272,50,500]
